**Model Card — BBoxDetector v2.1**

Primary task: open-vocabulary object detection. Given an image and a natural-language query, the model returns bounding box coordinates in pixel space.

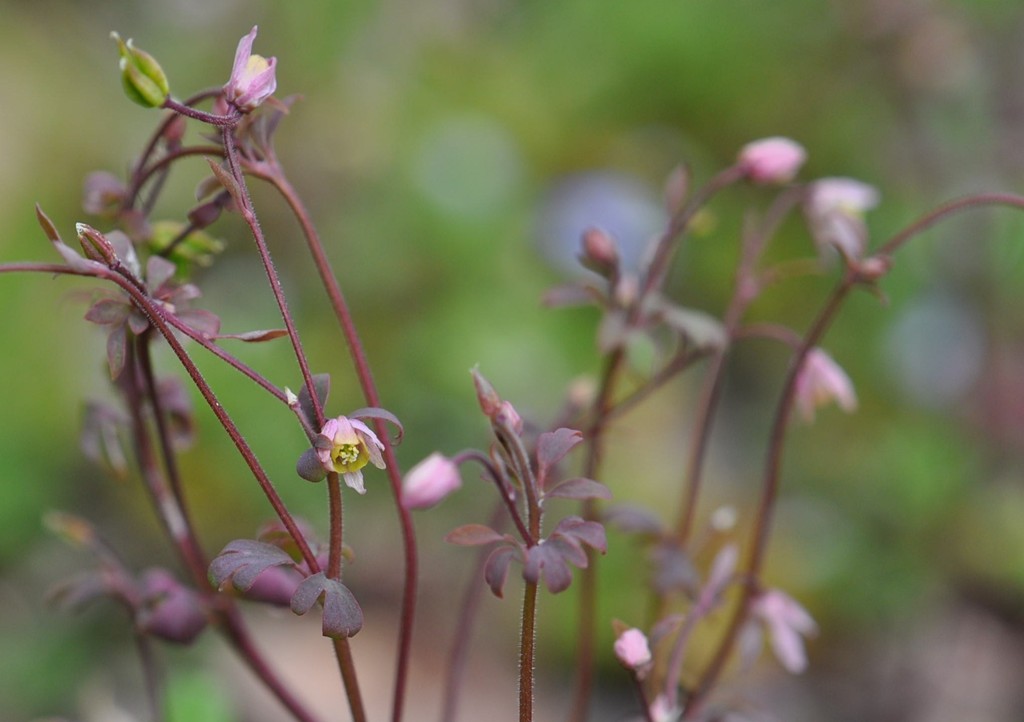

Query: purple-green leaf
[483,545,518,599]
[603,504,665,536]
[445,524,505,547]
[544,477,612,501]
[146,255,177,291]
[107,324,127,380]
[552,516,607,554]
[84,299,129,326]
[205,158,244,209]
[214,329,288,343]
[523,543,573,594]
[35,204,62,244]
[176,309,221,339]
[536,428,583,483]
[209,539,295,592]
[290,572,363,638]
[297,373,330,428]
[348,406,404,445]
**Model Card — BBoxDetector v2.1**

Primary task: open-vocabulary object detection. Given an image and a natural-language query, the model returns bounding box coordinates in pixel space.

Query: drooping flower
[224,26,277,113]
[402,453,462,510]
[613,627,652,672]
[315,416,385,494]
[738,137,807,184]
[136,568,208,644]
[805,177,880,261]
[750,588,818,674]
[794,348,857,422]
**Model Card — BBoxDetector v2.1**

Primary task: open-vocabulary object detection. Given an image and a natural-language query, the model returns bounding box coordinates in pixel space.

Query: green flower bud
[111,32,170,108]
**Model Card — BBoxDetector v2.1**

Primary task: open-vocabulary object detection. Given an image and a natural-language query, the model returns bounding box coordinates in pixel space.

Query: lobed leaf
[552,516,607,554]
[536,428,584,483]
[290,572,364,638]
[523,543,573,594]
[483,545,518,599]
[209,539,295,592]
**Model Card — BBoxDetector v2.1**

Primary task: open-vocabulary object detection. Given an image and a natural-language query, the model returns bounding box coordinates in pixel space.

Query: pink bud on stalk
[738,137,807,184]
[224,26,278,112]
[401,453,462,510]
[613,627,652,672]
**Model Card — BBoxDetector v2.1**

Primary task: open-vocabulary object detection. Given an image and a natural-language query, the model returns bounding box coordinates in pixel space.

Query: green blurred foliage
[2,0,1024,720]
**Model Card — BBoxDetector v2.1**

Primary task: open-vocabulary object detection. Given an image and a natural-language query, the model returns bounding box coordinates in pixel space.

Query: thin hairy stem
[267,170,419,722]
[519,580,539,722]
[333,638,368,722]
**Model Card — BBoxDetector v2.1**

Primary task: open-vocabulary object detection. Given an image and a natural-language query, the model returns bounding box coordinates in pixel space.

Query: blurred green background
[2,1,1024,720]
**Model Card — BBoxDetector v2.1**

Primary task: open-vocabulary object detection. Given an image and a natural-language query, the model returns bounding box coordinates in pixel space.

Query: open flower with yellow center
[224,26,277,113]
[314,416,385,494]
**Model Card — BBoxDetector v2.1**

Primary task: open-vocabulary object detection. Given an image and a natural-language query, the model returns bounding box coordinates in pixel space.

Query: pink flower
[794,348,857,422]
[738,137,807,184]
[648,694,681,722]
[315,416,385,494]
[750,588,818,674]
[613,627,652,671]
[224,26,277,112]
[805,177,879,260]
[402,453,462,510]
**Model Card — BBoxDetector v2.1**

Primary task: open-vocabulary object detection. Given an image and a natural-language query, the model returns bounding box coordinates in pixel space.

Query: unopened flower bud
[494,400,523,434]
[471,366,502,416]
[578,227,620,278]
[75,223,117,265]
[402,453,463,510]
[112,32,170,108]
[224,26,277,113]
[738,137,807,184]
[855,254,892,282]
[242,565,302,607]
[137,569,207,644]
[613,627,652,672]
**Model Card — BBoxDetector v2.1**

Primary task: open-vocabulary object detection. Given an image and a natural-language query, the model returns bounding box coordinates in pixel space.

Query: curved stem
[686,281,851,713]
[265,170,419,722]
[11,261,322,572]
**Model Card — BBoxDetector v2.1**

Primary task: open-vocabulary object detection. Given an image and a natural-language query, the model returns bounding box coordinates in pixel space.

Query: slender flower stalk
[266,170,419,722]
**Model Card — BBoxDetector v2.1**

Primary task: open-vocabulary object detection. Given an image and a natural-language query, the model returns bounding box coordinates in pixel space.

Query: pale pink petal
[613,627,652,670]
[402,453,462,510]
[342,470,366,494]
[738,137,807,184]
